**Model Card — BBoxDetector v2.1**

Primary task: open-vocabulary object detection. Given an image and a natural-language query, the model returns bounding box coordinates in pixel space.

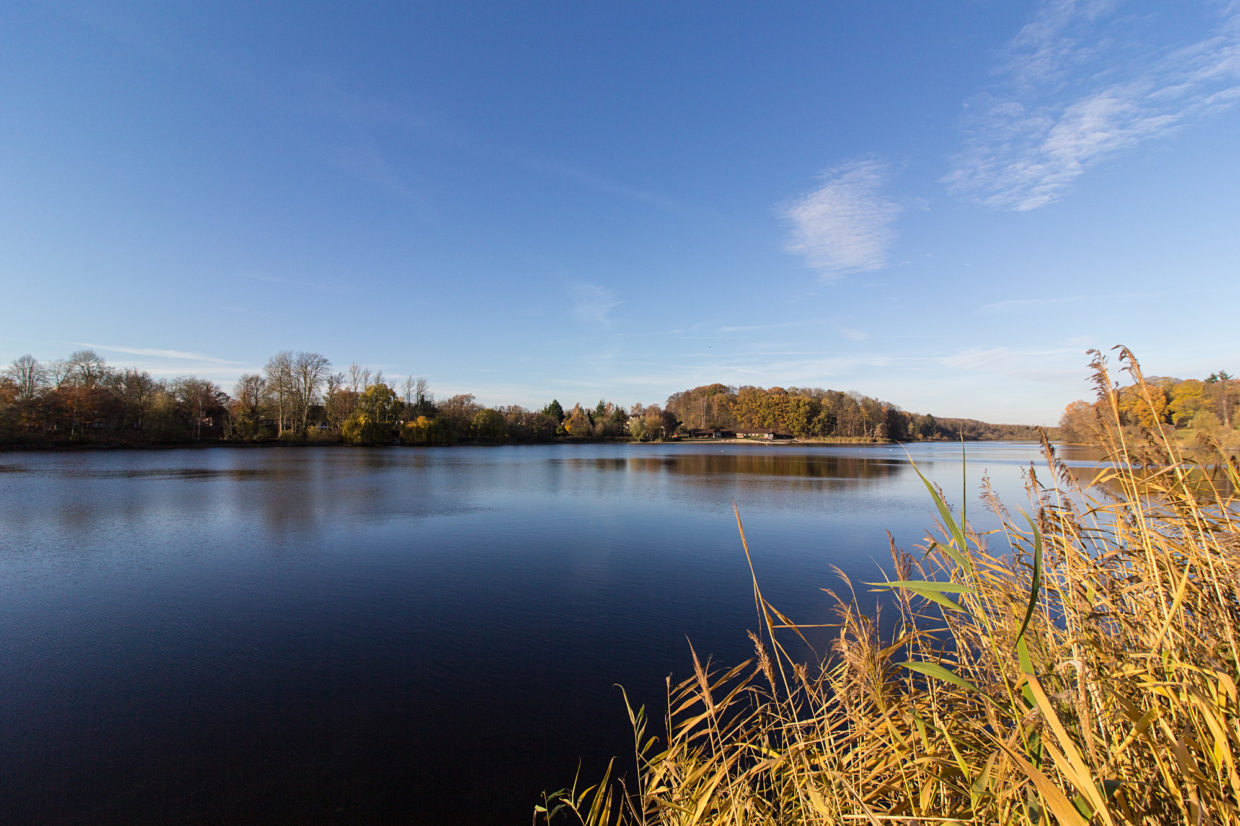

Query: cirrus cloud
[781,158,902,276]
[946,1,1240,211]
[569,281,620,327]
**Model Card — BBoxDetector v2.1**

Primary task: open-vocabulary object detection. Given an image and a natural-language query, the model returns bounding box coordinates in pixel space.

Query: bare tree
[401,376,416,411]
[326,372,344,399]
[113,368,157,431]
[66,349,108,388]
[231,373,266,437]
[174,377,223,440]
[59,350,110,437]
[264,352,294,437]
[347,362,370,394]
[292,352,330,434]
[5,355,46,402]
[323,372,353,432]
[47,359,73,389]
[233,374,266,412]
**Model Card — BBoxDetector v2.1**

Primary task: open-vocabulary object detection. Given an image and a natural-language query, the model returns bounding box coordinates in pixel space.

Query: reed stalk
[539,348,1240,826]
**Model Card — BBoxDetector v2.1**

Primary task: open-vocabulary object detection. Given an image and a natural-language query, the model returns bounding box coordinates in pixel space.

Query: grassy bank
[540,347,1240,825]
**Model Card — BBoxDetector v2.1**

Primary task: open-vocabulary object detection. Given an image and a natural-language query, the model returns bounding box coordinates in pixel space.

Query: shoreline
[0,435,1047,454]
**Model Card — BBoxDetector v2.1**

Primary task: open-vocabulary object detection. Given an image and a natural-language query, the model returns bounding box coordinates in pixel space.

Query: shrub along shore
[538,347,1240,825]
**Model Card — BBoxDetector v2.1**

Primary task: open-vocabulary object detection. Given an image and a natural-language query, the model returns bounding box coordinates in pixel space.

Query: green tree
[1205,371,1235,429]
[542,399,564,423]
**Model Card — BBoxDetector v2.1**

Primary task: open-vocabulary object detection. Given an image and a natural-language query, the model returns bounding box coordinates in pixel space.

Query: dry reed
[538,348,1240,826]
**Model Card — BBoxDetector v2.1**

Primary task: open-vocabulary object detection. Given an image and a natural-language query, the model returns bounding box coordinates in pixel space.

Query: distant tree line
[0,350,648,448]
[1059,369,1238,444]
[0,350,1042,449]
[664,383,1043,441]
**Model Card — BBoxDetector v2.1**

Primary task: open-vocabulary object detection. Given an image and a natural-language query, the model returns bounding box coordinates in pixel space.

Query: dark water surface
[0,442,1083,823]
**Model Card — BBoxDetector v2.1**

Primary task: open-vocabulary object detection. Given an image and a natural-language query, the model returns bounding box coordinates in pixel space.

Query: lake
[0,442,1084,823]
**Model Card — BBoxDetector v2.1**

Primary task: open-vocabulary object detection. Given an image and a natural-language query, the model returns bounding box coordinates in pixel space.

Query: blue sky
[3,0,1238,425]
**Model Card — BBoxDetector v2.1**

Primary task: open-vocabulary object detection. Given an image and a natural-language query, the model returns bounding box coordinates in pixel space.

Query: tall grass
[537,348,1240,825]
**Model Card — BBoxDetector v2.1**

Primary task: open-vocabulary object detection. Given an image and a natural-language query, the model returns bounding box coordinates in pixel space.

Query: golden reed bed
[538,347,1240,826]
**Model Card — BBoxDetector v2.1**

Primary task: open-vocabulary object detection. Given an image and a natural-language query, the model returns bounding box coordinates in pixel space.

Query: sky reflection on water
[0,442,1065,824]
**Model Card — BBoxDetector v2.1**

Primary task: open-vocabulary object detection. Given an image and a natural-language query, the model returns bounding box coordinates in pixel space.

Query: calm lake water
[0,442,1087,824]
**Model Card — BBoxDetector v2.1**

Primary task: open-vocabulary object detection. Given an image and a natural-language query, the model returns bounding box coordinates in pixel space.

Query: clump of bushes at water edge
[538,347,1240,825]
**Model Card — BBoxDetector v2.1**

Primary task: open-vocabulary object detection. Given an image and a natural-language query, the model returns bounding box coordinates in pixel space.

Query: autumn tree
[628,404,678,441]
[1058,400,1100,443]
[561,404,593,438]
[666,384,738,430]
[231,374,268,439]
[437,394,480,440]
[357,383,400,422]
[342,383,400,444]
[471,408,507,442]
[400,415,452,445]
[1167,380,1205,427]
[499,405,557,442]
[0,375,16,439]
[323,372,355,434]
[1117,384,1168,430]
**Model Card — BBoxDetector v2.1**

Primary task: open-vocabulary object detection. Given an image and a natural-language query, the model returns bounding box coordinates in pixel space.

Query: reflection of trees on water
[8,448,916,548]
[1053,444,1237,499]
[577,452,904,483]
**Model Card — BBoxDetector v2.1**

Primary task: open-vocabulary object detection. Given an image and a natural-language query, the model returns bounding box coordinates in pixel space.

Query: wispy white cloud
[79,343,241,364]
[1001,0,1119,89]
[781,158,902,276]
[942,346,1081,382]
[71,343,257,384]
[715,320,822,334]
[569,282,620,327]
[328,134,418,199]
[511,153,684,215]
[980,295,1084,312]
[947,2,1240,210]
[981,287,1163,312]
[238,271,339,293]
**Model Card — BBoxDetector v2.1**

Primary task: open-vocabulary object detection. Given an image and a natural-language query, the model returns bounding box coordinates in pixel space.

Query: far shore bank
[0,435,1055,454]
